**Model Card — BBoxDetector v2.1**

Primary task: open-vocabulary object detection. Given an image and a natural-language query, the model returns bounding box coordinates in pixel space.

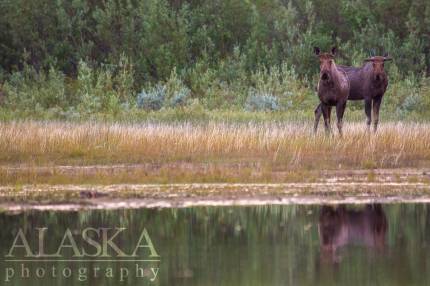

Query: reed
[0,121,429,170]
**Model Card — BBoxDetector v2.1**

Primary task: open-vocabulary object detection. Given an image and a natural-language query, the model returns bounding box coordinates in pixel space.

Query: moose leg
[314,103,323,133]
[321,104,332,134]
[365,99,372,131]
[336,101,346,137]
[372,97,382,132]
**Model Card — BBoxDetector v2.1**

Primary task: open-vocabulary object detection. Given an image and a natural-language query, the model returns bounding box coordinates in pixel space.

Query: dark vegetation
[0,0,430,120]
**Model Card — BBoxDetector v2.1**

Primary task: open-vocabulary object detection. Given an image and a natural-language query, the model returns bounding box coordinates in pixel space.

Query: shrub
[395,76,430,119]
[165,68,191,107]
[137,85,166,110]
[115,54,135,102]
[244,90,280,112]
[170,87,190,107]
[248,63,309,110]
[76,61,123,115]
[3,65,66,111]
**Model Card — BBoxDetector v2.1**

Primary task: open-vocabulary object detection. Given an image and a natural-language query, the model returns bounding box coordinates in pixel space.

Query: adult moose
[314,47,350,136]
[314,54,392,133]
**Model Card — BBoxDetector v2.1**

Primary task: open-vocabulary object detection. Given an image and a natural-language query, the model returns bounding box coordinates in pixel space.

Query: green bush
[245,90,280,112]
[1,0,430,120]
[165,68,191,107]
[137,85,166,111]
[75,59,134,115]
[395,76,430,119]
[3,65,66,111]
[170,87,190,108]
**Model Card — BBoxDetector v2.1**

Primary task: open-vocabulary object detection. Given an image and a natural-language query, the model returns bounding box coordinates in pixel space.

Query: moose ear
[314,47,321,55]
[331,47,337,56]
[383,52,392,61]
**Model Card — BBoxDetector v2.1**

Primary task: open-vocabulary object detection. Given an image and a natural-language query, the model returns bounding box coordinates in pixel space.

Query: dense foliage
[0,0,429,119]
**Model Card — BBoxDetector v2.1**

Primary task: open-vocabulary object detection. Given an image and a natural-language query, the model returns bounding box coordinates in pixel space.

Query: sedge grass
[0,121,429,170]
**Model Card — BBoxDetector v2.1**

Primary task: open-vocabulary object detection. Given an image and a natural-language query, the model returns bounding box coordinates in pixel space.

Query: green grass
[0,105,395,124]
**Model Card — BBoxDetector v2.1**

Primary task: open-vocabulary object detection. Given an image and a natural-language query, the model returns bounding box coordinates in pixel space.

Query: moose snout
[374,72,385,82]
[321,72,330,81]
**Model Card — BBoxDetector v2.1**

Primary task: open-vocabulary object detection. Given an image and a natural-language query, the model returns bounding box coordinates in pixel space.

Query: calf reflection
[318,204,387,263]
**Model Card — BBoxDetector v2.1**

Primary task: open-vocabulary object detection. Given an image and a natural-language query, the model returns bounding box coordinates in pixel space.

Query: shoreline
[1,179,430,212]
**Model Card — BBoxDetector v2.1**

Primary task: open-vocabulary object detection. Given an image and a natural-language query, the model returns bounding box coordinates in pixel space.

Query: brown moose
[314,54,392,133]
[314,47,350,136]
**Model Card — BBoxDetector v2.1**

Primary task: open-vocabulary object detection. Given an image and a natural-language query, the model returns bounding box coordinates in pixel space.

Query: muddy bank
[1,167,429,212]
[0,180,430,212]
[1,164,430,185]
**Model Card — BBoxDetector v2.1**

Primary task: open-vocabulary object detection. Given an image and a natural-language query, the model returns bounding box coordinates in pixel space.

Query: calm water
[1,204,430,285]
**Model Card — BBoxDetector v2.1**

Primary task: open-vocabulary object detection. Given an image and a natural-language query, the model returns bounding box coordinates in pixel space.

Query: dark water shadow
[318,204,387,264]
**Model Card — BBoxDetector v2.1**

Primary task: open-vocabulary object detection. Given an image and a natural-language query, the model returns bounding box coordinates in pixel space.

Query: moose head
[364,53,392,83]
[314,47,337,82]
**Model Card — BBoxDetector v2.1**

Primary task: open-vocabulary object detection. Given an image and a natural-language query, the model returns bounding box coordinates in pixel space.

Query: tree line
[0,0,429,117]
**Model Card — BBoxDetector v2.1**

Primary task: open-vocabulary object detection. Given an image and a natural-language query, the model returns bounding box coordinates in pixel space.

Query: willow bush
[0,0,429,119]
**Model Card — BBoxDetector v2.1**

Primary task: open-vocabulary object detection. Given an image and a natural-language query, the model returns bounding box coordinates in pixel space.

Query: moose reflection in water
[318,204,388,263]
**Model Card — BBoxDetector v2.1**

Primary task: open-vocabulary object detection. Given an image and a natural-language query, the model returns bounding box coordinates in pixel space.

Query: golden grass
[0,120,429,170]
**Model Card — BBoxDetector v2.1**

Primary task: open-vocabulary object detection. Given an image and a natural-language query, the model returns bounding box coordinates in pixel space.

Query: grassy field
[0,120,429,184]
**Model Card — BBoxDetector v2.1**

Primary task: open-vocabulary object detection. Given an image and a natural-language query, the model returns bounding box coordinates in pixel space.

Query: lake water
[1,203,429,285]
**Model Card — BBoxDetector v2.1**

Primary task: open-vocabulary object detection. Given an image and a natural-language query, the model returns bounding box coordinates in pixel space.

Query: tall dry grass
[0,121,429,169]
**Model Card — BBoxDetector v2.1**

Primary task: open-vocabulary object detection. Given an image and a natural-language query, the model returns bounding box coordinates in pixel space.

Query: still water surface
[0,204,429,285]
